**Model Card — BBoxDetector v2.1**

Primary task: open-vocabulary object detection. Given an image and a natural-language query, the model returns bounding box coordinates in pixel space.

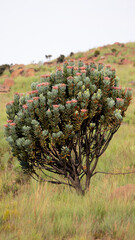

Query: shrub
[111,48,117,53]
[0,64,10,76]
[4,60,132,195]
[57,55,65,63]
[94,50,100,57]
[45,55,52,61]
[70,52,74,57]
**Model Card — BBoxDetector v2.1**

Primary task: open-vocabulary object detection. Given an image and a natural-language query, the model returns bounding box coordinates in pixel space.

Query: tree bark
[85,173,91,191]
[74,175,84,195]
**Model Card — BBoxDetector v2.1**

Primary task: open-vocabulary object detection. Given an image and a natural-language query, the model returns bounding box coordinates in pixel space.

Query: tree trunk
[74,176,84,195]
[85,173,91,192]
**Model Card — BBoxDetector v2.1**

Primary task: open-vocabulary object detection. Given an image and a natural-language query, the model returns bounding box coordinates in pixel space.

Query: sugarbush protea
[4,61,132,195]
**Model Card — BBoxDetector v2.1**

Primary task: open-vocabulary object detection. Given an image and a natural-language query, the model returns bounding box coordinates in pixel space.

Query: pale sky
[0,0,135,65]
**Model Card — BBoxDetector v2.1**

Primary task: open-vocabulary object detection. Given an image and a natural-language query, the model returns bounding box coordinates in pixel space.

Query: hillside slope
[0,42,135,240]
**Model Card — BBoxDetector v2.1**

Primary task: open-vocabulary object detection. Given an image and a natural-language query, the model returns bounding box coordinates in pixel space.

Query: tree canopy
[5,60,132,194]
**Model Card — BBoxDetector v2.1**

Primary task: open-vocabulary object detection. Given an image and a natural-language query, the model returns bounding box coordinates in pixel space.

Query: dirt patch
[100,56,105,60]
[0,78,14,93]
[25,68,35,77]
[4,78,14,87]
[104,53,114,56]
[118,58,132,65]
[111,184,135,200]
[117,50,123,57]
[114,42,125,47]
[44,61,53,65]
[0,84,10,93]
[1,74,8,78]
[11,68,24,78]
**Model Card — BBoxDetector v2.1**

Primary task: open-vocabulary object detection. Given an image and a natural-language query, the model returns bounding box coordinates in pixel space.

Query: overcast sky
[0,0,135,65]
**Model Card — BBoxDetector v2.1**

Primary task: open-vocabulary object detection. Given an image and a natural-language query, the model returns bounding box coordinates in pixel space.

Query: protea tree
[4,60,132,195]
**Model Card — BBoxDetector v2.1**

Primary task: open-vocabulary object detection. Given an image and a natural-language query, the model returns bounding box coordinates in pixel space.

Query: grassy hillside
[0,42,135,240]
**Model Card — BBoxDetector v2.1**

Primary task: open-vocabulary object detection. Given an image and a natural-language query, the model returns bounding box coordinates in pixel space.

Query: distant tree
[70,52,74,57]
[38,61,44,66]
[94,50,100,57]
[5,60,132,195]
[45,55,52,61]
[111,48,117,53]
[57,54,65,63]
[0,64,10,76]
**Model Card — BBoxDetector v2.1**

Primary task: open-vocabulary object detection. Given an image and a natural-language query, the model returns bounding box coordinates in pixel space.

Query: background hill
[0,42,135,240]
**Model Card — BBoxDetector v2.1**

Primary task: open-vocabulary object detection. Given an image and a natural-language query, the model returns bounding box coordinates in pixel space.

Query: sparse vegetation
[74,52,84,60]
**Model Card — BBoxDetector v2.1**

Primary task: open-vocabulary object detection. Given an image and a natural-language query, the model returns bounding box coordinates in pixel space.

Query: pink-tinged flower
[67,76,74,80]
[43,82,50,86]
[76,72,82,76]
[57,67,62,71]
[41,74,50,78]
[80,67,86,70]
[74,67,78,70]
[111,68,115,71]
[20,93,24,96]
[53,105,59,108]
[4,124,8,128]
[64,61,68,64]
[116,98,123,102]
[29,90,38,94]
[106,64,111,68]
[81,109,87,113]
[67,66,73,69]
[98,61,103,65]
[22,104,28,109]
[71,99,77,103]
[37,82,50,87]
[6,101,14,106]
[104,77,110,80]
[27,99,33,103]
[69,59,74,62]
[90,68,95,71]
[14,92,19,95]
[66,100,72,104]
[33,97,40,100]
[81,70,86,73]
[59,83,66,87]
[10,123,16,126]
[126,88,132,91]
[79,59,82,61]
[52,86,58,90]
[47,109,51,112]
[7,120,13,123]
[112,86,122,90]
